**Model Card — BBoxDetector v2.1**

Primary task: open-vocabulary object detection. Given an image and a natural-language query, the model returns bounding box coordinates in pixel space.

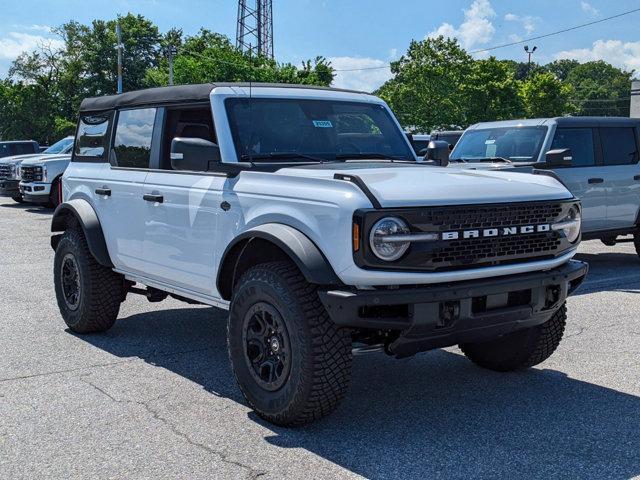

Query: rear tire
[459,304,567,372]
[54,228,123,333]
[227,261,352,426]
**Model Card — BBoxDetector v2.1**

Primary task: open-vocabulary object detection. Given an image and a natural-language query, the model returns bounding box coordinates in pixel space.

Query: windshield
[44,137,74,154]
[451,126,547,162]
[225,98,414,162]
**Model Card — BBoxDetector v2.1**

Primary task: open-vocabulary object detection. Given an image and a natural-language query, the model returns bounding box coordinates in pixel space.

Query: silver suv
[450,117,640,253]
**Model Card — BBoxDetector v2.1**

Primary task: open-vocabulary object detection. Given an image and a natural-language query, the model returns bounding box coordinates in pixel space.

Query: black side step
[333,173,382,209]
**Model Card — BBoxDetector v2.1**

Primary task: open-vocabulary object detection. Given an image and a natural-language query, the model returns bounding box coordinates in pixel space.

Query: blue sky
[0,0,639,91]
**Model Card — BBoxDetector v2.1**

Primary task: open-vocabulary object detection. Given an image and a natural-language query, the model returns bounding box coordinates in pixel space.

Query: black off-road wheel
[228,261,352,426]
[54,228,123,333]
[459,304,567,372]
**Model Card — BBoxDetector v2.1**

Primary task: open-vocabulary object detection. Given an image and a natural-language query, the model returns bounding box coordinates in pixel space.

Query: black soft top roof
[79,82,367,113]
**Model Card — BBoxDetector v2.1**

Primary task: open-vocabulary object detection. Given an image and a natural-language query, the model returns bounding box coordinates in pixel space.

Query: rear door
[90,108,155,274]
[141,104,225,297]
[599,126,640,230]
[550,127,607,233]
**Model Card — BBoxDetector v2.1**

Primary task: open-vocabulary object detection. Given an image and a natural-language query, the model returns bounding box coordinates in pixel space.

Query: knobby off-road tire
[459,304,567,372]
[228,261,352,426]
[53,228,123,333]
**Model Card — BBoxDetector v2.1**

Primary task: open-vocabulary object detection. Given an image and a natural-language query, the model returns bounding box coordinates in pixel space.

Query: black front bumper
[0,179,19,197]
[319,260,588,357]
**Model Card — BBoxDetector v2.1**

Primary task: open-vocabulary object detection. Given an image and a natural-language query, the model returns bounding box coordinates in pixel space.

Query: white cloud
[581,1,599,16]
[555,39,640,73]
[329,56,392,92]
[428,0,496,49]
[504,13,538,35]
[0,32,63,60]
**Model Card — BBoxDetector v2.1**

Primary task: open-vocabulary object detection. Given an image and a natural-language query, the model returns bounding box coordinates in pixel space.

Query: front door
[141,105,226,297]
[549,127,607,233]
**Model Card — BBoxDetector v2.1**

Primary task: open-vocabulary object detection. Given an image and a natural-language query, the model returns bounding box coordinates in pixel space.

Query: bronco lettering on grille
[441,224,551,241]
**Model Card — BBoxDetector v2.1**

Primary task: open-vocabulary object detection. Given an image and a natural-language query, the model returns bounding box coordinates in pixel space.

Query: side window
[600,127,639,166]
[160,106,215,170]
[75,113,112,161]
[113,108,156,169]
[551,128,595,167]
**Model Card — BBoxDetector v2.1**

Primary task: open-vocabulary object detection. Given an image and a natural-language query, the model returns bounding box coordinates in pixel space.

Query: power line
[332,7,640,72]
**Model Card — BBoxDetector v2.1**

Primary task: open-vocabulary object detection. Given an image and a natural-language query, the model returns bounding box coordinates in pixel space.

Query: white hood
[20,154,71,167]
[281,163,572,207]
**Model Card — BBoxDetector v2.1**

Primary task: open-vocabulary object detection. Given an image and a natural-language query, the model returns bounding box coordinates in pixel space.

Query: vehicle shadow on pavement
[574,251,640,296]
[76,305,640,479]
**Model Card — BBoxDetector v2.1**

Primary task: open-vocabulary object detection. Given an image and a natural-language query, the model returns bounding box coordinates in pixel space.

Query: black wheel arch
[51,199,113,268]
[217,223,342,301]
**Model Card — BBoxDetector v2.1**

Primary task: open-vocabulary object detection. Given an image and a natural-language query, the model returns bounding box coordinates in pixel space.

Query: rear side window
[113,108,156,169]
[75,113,112,161]
[600,127,639,166]
[12,143,35,155]
[551,128,595,167]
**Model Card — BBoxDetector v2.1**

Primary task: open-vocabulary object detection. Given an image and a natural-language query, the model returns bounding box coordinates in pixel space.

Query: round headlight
[369,217,410,261]
[554,205,581,243]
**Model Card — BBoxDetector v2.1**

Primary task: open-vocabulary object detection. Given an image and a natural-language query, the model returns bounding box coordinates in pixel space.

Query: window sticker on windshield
[312,120,333,128]
[485,139,496,144]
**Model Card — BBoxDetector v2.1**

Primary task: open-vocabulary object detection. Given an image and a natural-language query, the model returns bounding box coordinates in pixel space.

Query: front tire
[228,261,352,426]
[459,304,567,372]
[54,228,123,333]
[11,195,24,203]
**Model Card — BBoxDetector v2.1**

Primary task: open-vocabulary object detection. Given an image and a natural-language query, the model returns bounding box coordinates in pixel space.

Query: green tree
[563,60,633,116]
[545,59,580,81]
[461,57,524,125]
[376,36,473,132]
[519,72,574,118]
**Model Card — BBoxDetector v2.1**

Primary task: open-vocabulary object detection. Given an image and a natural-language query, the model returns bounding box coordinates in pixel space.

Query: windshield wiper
[241,152,328,163]
[334,152,412,161]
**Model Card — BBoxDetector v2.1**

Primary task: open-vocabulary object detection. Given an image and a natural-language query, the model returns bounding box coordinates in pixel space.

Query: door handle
[634,175,640,181]
[143,194,164,203]
[95,188,111,196]
[588,178,604,184]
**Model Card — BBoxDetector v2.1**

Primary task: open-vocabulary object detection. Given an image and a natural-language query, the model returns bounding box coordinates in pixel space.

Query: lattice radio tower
[236,0,274,59]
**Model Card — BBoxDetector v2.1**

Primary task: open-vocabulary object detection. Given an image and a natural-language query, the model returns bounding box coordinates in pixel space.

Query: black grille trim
[0,165,11,179]
[354,200,579,272]
[20,166,43,183]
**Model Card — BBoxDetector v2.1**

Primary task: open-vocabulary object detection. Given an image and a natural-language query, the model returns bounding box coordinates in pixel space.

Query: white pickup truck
[50,83,587,425]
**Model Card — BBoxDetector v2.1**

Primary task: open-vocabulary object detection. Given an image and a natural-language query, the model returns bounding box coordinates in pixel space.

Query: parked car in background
[50,83,586,426]
[430,130,464,149]
[0,138,70,202]
[449,117,640,255]
[409,133,431,155]
[0,140,39,158]
[19,136,74,207]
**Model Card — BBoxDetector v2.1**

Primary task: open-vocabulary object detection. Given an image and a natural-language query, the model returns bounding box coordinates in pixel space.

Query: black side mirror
[539,148,572,169]
[171,137,221,172]
[424,140,450,167]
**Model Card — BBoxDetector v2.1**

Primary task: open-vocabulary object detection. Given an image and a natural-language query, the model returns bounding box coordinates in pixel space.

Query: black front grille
[355,201,577,272]
[20,166,42,183]
[0,164,11,179]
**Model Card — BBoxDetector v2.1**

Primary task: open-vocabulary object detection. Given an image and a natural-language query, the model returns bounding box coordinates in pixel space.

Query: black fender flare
[50,199,113,268]
[217,223,341,300]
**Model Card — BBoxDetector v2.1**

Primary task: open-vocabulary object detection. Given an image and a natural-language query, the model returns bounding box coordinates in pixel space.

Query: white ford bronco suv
[51,83,588,426]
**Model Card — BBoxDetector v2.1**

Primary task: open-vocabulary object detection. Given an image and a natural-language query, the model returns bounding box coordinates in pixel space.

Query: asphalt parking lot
[1,196,639,480]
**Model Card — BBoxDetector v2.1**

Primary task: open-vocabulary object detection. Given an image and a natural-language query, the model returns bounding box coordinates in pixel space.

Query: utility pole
[166,45,178,86]
[116,22,124,94]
